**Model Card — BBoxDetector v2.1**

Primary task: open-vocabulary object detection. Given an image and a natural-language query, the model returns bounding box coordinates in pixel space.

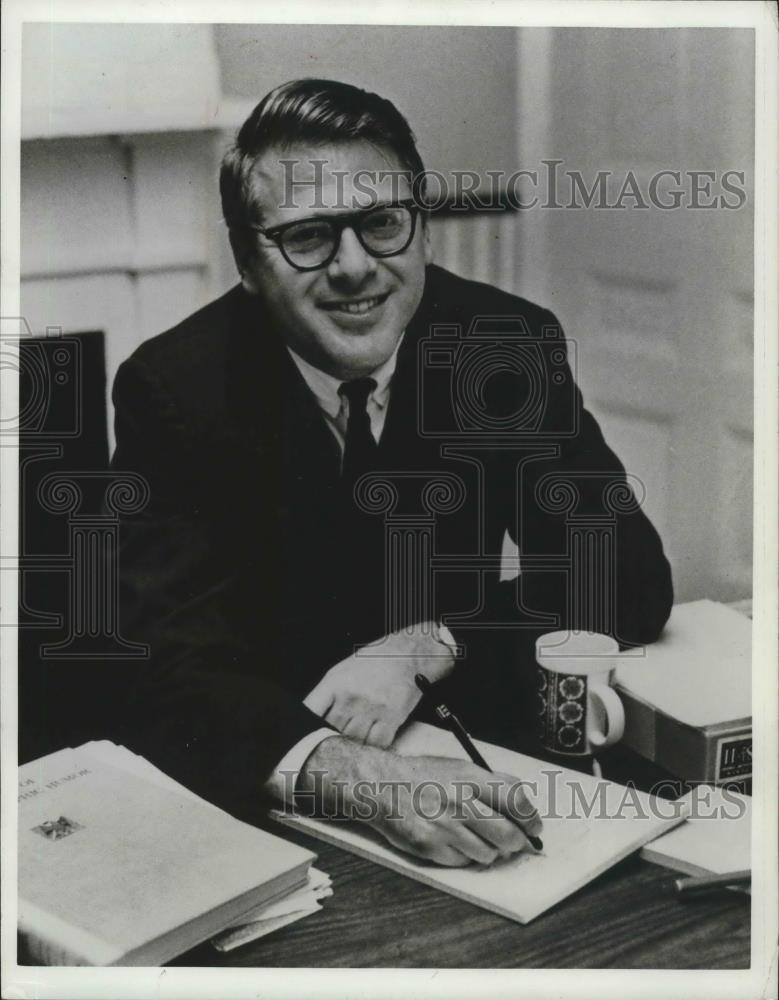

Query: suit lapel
[224,286,340,489]
[379,270,443,464]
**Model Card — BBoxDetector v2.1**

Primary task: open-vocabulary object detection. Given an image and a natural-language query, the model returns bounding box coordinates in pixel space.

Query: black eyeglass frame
[246,200,424,272]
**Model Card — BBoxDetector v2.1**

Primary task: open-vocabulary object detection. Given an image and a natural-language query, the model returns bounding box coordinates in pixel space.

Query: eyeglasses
[247,201,422,272]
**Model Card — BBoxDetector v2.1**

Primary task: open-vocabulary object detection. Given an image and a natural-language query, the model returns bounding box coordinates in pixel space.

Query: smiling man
[108,79,673,866]
[235,142,429,380]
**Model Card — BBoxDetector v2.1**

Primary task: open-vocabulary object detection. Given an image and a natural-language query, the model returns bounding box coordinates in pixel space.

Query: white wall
[19,23,520,442]
[213,25,519,181]
[20,132,225,429]
[512,28,754,603]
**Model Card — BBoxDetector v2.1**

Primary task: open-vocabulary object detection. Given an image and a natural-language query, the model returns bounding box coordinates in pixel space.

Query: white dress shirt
[263,339,404,803]
[286,338,403,457]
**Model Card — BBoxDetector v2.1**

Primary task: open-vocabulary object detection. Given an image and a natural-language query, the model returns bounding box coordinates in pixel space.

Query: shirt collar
[287,334,404,419]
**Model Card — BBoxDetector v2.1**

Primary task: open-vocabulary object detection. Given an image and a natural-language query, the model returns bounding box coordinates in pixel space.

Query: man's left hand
[303,623,455,748]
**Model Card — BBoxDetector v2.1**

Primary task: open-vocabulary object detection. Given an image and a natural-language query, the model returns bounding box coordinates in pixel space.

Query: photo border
[2,2,776,998]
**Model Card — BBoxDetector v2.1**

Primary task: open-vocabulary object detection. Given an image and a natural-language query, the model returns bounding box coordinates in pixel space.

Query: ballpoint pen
[674,869,751,897]
[415,673,544,852]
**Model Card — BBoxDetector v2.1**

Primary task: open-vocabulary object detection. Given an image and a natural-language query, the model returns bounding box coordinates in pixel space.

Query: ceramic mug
[534,631,624,757]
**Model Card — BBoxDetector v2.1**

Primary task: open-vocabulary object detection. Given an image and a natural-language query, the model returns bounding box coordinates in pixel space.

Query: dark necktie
[339,377,378,481]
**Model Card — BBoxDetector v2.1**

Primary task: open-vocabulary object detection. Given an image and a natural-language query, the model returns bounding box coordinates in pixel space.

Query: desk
[15,751,751,970]
[168,739,750,971]
[171,823,749,969]
[15,738,750,971]
[19,601,755,971]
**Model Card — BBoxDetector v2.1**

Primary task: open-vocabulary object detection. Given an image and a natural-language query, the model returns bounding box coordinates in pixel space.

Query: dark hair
[219,78,426,231]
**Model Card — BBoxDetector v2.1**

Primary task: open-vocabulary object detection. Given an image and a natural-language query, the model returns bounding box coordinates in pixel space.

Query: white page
[211,903,324,953]
[76,742,333,935]
[272,722,687,924]
[615,600,752,727]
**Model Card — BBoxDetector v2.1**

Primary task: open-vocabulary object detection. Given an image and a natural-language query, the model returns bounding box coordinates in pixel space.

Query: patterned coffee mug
[534,631,624,757]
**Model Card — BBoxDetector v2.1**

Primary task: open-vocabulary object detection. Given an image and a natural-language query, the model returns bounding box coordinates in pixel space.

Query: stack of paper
[615,600,752,783]
[19,741,330,964]
[78,742,333,951]
[211,867,332,952]
[640,785,751,881]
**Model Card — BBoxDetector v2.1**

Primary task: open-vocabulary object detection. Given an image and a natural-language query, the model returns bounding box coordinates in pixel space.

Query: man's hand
[303,623,455,748]
[297,735,542,868]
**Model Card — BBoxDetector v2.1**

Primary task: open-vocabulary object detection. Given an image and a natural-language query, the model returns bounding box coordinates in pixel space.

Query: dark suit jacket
[108,264,673,816]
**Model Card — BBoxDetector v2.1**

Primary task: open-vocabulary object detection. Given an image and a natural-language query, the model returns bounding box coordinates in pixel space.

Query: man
[109,79,673,867]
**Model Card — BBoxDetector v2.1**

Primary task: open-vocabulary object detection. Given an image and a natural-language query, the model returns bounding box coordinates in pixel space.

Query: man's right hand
[296,735,543,867]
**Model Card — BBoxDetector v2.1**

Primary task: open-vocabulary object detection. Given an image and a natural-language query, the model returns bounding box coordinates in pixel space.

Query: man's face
[241,142,432,381]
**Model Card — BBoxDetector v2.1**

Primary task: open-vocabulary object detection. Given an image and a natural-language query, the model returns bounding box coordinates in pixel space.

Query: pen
[414,673,544,852]
[673,869,751,897]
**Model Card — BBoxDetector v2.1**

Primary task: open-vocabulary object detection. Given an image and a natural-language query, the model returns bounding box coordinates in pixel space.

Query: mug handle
[588,685,625,749]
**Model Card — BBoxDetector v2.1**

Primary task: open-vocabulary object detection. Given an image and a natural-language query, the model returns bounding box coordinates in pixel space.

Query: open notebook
[272,722,687,924]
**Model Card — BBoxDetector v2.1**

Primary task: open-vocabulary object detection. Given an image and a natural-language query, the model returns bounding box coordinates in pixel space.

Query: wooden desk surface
[172,824,750,970]
[15,742,750,971]
[167,738,751,970]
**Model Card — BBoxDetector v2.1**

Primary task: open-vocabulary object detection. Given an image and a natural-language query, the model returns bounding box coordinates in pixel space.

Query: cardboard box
[615,601,751,784]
